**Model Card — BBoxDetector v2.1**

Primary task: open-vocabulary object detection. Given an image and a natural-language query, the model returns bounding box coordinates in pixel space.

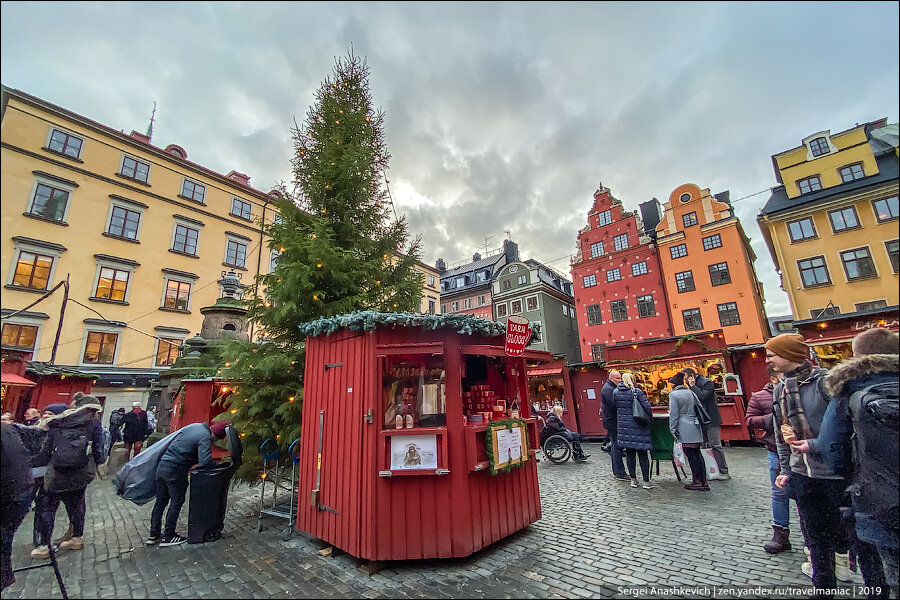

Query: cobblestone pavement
[3,445,863,599]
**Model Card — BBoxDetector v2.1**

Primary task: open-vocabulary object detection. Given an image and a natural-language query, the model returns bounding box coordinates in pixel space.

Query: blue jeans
[609,432,627,477]
[767,451,791,528]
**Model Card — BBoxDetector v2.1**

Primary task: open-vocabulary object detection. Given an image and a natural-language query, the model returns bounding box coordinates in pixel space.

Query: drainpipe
[250,196,270,341]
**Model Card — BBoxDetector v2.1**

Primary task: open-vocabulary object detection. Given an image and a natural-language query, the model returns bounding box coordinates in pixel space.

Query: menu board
[486,420,528,474]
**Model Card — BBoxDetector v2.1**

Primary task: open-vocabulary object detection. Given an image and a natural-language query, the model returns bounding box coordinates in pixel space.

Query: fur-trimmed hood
[44,403,103,429]
[825,354,899,398]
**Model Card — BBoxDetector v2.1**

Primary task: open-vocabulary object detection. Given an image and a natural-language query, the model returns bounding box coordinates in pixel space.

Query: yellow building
[1,86,279,416]
[758,118,898,326]
[413,260,442,314]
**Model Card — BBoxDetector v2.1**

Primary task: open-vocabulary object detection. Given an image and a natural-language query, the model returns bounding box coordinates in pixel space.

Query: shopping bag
[700,447,720,480]
[673,441,686,468]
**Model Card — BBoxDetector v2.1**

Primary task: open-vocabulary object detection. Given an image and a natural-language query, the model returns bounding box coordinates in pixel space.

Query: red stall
[295,312,550,561]
[526,358,578,432]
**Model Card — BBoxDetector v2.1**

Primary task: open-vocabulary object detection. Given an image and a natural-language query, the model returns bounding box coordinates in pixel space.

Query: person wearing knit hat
[71,392,102,408]
[765,333,810,365]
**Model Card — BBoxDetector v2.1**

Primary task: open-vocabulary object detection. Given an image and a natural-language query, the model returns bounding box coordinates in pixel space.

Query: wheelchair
[536,415,574,464]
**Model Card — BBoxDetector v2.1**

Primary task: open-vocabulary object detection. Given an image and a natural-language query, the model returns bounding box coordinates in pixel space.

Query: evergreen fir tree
[219,50,423,479]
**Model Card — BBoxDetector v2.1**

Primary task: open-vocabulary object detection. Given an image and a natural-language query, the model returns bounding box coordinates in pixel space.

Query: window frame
[787,217,818,243]
[591,344,605,362]
[828,206,860,233]
[682,211,698,228]
[180,178,207,204]
[613,233,629,252]
[708,262,732,287]
[797,255,832,288]
[26,177,74,223]
[717,302,741,327]
[170,220,201,256]
[610,299,628,322]
[583,274,597,288]
[839,246,878,282]
[670,244,688,259]
[155,337,183,367]
[45,127,84,159]
[808,137,830,157]
[450,301,459,312]
[105,201,144,241]
[606,268,622,283]
[9,249,56,291]
[586,304,603,326]
[517,274,527,285]
[838,163,865,183]
[224,237,248,269]
[526,295,539,311]
[161,275,193,312]
[682,308,704,332]
[7,238,65,292]
[427,274,436,287]
[495,303,508,318]
[0,322,40,352]
[855,300,888,313]
[230,197,252,220]
[589,241,605,259]
[885,239,899,274]
[797,175,822,195]
[510,299,524,314]
[118,155,151,184]
[597,210,612,227]
[631,261,648,276]
[80,327,121,366]
[92,265,131,302]
[702,234,722,251]
[636,295,655,318]
[675,270,695,293]
[872,196,899,222]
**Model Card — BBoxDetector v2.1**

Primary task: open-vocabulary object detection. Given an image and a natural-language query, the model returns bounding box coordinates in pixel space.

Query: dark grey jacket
[689,374,722,427]
[668,386,704,444]
[158,422,214,473]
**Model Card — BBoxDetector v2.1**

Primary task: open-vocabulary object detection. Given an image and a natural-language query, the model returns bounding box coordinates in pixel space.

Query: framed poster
[390,434,438,470]
[486,419,528,475]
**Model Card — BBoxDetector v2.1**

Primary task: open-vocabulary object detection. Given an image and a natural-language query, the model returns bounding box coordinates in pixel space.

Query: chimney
[714,190,732,207]
[226,170,251,187]
[129,130,150,144]
[638,198,663,240]
[435,258,446,273]
[473,252,481,261]
[503,239,519,263]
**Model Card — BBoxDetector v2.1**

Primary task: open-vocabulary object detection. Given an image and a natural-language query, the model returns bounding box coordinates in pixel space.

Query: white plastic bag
[700,447,720,480]
[673,441,686,468]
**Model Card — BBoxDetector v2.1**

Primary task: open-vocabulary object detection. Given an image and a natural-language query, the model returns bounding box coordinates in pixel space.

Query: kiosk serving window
[382,354,446,430]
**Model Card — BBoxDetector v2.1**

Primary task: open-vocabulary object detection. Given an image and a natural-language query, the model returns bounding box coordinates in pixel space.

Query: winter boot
[764,525,792,554]
[53,524,73,546]
[835,552,853,583]
[30,545,50,559]
[59,536,84,551]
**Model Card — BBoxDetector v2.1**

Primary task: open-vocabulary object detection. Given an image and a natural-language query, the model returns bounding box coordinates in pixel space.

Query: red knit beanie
[210,421,228,439]
[765,333,809,363]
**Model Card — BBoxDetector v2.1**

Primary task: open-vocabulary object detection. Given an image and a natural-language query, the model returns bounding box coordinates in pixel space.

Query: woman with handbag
[668,373,709,491]
[614,373,655,489]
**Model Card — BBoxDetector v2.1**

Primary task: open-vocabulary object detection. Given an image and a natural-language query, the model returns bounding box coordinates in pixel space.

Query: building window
[586,304,602,326]
[269,250,280,272]
[94,267,130,301]
[502,279,512,291]
[886,239,899,273]
[810,306,841,318]
[839,163,865,183]
[47,128,84,159]
[855,300,888,312]
[808,137,830,157]
[478,295,486,306]
[702,234,722,251]
[613,234,629,252]
[496,303,507,318]
[517,274,527,285]
[511,300,523,314]
[231,197,252,220]
[610,300,628,322]
[272,213,283,225]
[631,261,648,276]
[83,331,118,364]
[441,304,447,313]
[708,262,731,286]
[119,156,150,183]
[637,295,655,318]
[670,244,688,259]
[171,224,200,256]
[583,274,597,287]
[428,299,436,314]
[682,308,703,331]
[682,212,698,228]
[606,268,621,282]
[591,344,605,362]
[590,241,605,258]
[717,302,741,326]
[163,279,191,311]
[797,176,822,195]
[464,298,472,309]
[225,239,248,268]
[828,206,860,233]
[11,251,54,290]
[675,270,695,293]
[155,338,182,367]
[180,179,206,203]
[840,247,877,281]
[450,301,459,312]
[106,205,142,240]
[597,210,612,227]
[788,217,817,242]
[798,256,831,288]
[562,305,568,317]
[428,274,436,286]
[873,197,899,222]
[526,296,538,311]
[28,182,71,222]
[0,324,38,350]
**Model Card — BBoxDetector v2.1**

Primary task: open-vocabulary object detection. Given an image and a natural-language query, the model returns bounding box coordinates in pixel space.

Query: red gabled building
[570,185,673,362]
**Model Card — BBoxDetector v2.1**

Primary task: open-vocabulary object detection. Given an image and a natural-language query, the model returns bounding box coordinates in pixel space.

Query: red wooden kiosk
[295,312,551,561]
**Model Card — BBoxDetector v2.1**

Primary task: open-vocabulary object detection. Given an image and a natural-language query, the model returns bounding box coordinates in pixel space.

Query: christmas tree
[219,50,423,480]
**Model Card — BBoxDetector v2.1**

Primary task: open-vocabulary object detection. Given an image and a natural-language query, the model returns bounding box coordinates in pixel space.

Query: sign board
[486,419,528,474]
[390,434,438,470]
[505,315,532,357]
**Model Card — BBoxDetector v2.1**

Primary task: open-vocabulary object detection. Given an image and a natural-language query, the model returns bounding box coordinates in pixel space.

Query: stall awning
[608,352,726,368]
[1,373,36,387]
[527,367,563,377]
[805,333,854,345]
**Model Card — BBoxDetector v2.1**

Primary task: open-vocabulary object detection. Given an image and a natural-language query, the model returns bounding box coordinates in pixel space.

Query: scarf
[779,361,814,440]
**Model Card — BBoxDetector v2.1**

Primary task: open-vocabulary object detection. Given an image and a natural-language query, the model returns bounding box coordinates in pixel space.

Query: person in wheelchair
[540,405,590,461]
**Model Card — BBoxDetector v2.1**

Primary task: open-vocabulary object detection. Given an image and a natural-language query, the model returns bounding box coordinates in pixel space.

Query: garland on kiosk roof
[484,418,529,475]
[602,334,729,367]
[297,310,542,339]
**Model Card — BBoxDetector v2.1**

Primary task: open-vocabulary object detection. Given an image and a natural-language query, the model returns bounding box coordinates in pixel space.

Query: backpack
[51,424,91,469]
[110,411,124,429]
[848,381,899,527]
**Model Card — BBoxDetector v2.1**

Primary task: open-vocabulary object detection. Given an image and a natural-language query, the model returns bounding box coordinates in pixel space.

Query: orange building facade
[656,184,769,346]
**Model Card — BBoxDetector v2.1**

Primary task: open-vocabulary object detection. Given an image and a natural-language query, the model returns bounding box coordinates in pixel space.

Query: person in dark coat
[33,393,105,555]
[601,370,628,480]
[23,408,41,426]
[746,366,792,553]
[669,373,709,491]
[682,367,729,479]
[540,405,589,461]
[614,373,655,489]
[109,407,126,447]
[1,423,33,590]
[122,402,149,459]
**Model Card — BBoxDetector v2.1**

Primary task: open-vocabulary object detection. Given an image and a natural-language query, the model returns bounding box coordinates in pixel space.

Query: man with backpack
[792,327,898,598]
[33,392,105,554]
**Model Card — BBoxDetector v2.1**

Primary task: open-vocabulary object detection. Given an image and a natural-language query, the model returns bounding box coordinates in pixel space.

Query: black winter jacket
[35,404,105,493]
[614,384,653,451]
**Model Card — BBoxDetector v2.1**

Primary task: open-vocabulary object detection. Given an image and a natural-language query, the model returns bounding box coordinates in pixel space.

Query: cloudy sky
[2,2,898,316]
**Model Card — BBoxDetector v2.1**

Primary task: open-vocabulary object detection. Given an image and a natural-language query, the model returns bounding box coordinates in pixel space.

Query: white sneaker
[717,473,731,480]
[835,552,853,582]
[630,481,639,488]
[801,561,813,579]
[642,483,656,490]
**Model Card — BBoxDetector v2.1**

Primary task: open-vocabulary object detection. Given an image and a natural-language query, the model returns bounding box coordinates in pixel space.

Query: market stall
[526,358,577,432]
[794,306,899,368]
[295,312,552,561]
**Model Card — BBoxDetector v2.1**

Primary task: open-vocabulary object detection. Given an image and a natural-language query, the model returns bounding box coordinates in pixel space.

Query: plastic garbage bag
[112,429,182,505]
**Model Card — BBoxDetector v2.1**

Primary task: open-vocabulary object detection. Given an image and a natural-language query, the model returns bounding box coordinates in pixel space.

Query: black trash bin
[187,426,243,544]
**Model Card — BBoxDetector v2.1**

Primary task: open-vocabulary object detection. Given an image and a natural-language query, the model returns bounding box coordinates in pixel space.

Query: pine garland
[484,418,529,475]
[297,310,543,339]
[602,334,729,367]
